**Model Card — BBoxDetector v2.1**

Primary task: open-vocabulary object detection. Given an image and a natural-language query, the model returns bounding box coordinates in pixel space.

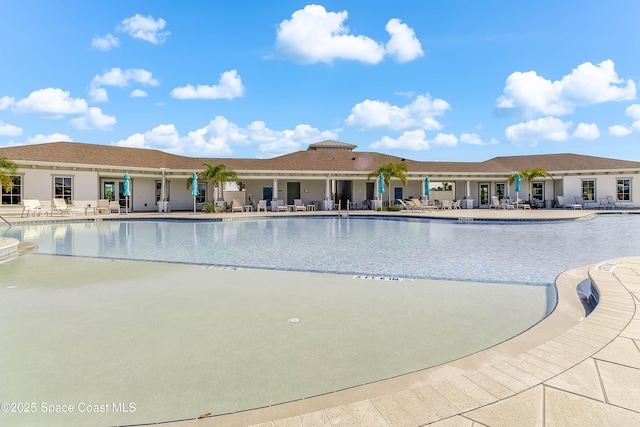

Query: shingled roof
[1,141,639,175]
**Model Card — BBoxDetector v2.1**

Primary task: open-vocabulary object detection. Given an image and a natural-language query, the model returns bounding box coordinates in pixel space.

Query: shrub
[202,201,216,213]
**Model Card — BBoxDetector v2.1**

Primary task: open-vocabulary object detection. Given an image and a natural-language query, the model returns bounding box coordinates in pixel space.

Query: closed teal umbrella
[424,176,430,197]
[191,172,199,213]
[514,174,521,193]
[123,173,131,214]
[378,172,385,196]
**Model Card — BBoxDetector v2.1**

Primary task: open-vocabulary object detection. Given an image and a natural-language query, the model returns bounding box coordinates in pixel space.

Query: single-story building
[1,140,638,213]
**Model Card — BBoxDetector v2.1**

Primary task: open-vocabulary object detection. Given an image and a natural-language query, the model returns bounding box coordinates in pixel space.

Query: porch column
[324,177,332,210]
[465,180,470,198]
[272,178,278,211]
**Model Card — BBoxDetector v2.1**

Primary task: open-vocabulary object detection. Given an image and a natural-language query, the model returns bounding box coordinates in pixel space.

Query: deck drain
[288,317,300,323]
[596,262,619,272]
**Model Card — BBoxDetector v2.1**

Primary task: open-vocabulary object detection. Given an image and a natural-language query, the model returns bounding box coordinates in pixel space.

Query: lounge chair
[21,199,44,217]
[231,199,243,213]
[576,196,599,209]
[489,196,501,209]
[97,199,110,214]
[396,199,411,211]
[51,198,74,216]
[607,195,633,209]
[275,199,288,212]
[109,200,121,213]
[293,199,306,211]
[599,197,613,210]
[406,199,425,211]
[257,200,267,212]
[452,200,461,209]
[556,196,582,210]
[512,198,530,209]
[440,200,453,209]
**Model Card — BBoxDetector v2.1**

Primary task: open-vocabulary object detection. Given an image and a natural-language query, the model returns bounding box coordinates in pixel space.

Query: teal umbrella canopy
[378,173,385,195]
[424,176,430,197]
[123,173,131,197]
[191,173,200,197]
[514,174,521,193]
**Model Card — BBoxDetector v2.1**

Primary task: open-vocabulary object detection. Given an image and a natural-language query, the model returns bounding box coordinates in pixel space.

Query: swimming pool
[9,214,640,285]
[1,215,638,426]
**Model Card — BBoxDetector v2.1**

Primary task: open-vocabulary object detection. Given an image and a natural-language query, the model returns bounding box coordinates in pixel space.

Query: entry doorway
[102,180,128,209]
[262,187,272,207]
[479,183,490,207]
[336,180,352,209]
[287,182,301,205]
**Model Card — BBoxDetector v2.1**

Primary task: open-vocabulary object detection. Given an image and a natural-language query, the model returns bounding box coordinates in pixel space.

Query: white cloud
[609,125,632,137]
[276,5,384,64]
[385,18,423,63]
[505,117,572,146]
[276,5,421,64]
[0,96,15,110]
[250,122,337,155]
[459,133,499,145]
[371,130,428,150]
[346,94,450,131]
[23,133,73,145]
[90,68,159,101]
[70,107,116,130]
[92,68,159,88]
[371,130,458,151]
[130,89,147,98]
[432,133,458,147]
[91,33,120,50]
[115,124,182,152]
[572,122,599,140]
[89,88,108,103]
[113,116,337,157]
[0,121,22,136]
[497,60,636,117]
[626,104,640,120]
[118,14,169,44]
[171,70,245,100]
[13,88,88,115]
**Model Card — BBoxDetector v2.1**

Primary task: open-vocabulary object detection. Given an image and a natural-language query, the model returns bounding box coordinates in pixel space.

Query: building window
[155,180,170,203]
[196,182,206,204]
[581,179,595,201]
[617,179,631,201]
[495,183,505,200]
[54,176,73,204]
[1,176,21,205]
[531,182,544,202]
[394,187,403,202]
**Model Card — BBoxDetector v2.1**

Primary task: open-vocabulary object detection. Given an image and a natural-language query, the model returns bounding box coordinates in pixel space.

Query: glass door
[479,183,489,207]
[103,180,127,208]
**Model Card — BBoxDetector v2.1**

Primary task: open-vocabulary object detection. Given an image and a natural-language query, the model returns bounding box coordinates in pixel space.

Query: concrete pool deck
[1,208,639,426]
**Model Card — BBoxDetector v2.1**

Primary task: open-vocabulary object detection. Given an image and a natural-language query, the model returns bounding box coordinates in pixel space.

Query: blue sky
[1,1,639,162]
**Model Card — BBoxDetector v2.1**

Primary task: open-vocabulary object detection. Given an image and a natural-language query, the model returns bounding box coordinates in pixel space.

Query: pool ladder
[0,215,10,228]
[337,200,349,217]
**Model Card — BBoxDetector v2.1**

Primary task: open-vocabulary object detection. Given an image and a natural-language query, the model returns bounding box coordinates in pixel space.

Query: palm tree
[508,168,548,202]
[201,163,238,202]
[0,157,18,193]
[368,161,408,207]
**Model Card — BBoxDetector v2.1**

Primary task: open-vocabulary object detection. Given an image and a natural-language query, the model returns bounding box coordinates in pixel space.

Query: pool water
[1,215,637,425]
[9,215,640,285]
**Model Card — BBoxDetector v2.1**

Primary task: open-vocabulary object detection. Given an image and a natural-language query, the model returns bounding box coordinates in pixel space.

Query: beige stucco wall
[563,175,637,204]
